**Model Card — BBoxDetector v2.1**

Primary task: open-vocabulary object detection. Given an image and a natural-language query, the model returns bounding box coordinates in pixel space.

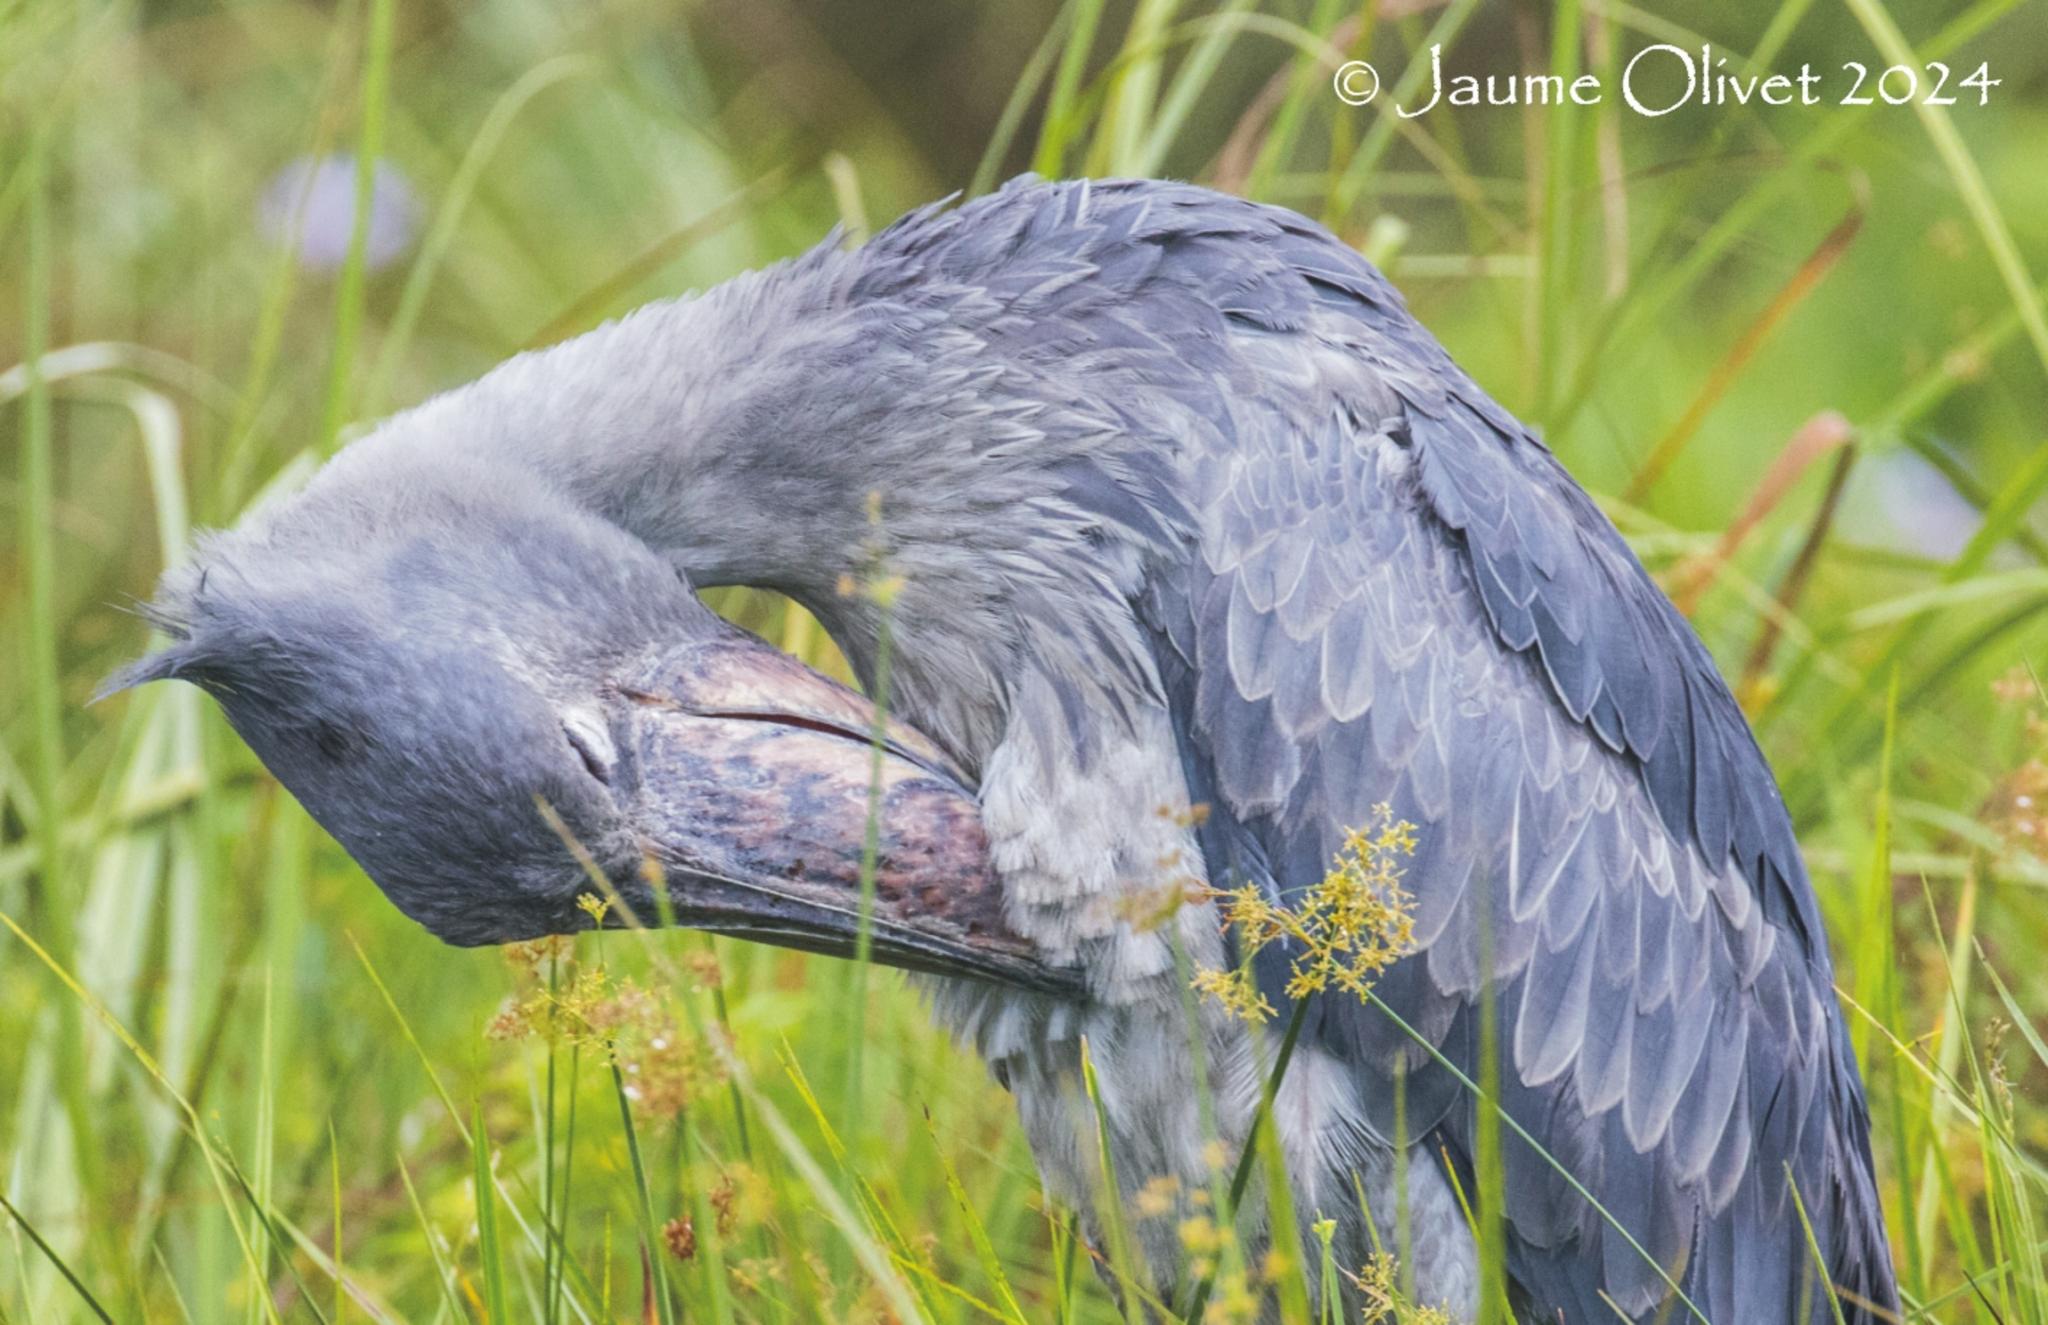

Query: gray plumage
[783,178,1889,1322]
[125,175,1896,1322]
[114,450,708,943]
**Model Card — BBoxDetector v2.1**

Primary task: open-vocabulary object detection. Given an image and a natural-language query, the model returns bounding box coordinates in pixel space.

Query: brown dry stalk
[1668,409,1855,616]
[1738,444,1858,701]
[1625,196,1865,503]
[1208,14,1362,194]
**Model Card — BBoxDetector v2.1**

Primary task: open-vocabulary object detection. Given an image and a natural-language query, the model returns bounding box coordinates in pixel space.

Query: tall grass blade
[329,1119,345,1325]
[842,572,895,1109]
[1861,675,1926,1301]
[1329,0,1485,218]
[1910,876,1980,1282]
[364,56,598,415]
[728,1050,925,1321]
[1251,1079,1312,1324]
[470,1101,513,1325]
[972,0,1073,196]
[1546,0,2023,434]
[1840,0,2048,377]
[1033,0,1108,176]
[1184,993,1310,1321]
[1085,0,1174,175]
[1623,204,1863,502]
[1360,987,1710,1323]
[0,1192,113,1325]
[1785,1169,1851,1325]
[316,0,398,454]
[919,1107,1029,1324]
[0,908,283,1324]
[397,1155,468,1325]
[11,76,105,1254]
[1131,0,1258,177]
[1076,1037,1143,1322]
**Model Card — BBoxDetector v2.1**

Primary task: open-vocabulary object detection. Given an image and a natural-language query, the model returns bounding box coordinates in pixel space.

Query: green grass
[4,0,2048,1320]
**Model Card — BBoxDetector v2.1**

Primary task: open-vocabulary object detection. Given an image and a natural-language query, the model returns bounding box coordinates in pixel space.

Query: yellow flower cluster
[1356,1252,1455,1324]
[486,935,724,1122]
[1173,1214,1257,1320]
[1191,803,1420,1025]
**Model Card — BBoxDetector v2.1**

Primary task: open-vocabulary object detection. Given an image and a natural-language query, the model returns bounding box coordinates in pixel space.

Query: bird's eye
[562,711,615,786]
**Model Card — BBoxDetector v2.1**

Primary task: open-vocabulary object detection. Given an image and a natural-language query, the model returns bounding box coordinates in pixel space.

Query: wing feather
[901,177,1895,1324]
[1075,181,1899,1323]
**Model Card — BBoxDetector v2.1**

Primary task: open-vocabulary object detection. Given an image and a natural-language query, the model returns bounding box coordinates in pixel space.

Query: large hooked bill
[606,630,1083,999]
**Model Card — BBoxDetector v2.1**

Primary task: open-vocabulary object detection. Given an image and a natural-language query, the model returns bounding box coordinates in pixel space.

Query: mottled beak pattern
[612,630,1080,996]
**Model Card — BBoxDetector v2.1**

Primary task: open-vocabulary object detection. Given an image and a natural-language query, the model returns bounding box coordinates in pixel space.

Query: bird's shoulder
[869,175,1830,956]
[845,177,1892,1318]
[928,178,1893,1322]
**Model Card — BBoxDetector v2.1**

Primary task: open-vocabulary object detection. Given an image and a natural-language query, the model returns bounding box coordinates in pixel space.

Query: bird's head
[106,444,1072,993]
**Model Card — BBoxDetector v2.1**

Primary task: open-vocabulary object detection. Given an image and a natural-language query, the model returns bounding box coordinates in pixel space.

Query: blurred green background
[3,0,2047,1320]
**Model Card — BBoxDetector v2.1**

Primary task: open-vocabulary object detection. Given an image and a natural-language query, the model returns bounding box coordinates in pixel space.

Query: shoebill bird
[113,177,1896,1322]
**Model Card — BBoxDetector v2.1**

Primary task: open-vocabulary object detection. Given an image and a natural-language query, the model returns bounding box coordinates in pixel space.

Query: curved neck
[359,256,1169,772]
[383,260,867,586]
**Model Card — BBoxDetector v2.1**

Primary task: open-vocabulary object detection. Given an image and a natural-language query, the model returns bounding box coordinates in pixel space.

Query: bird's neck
[384,258,1168,773]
